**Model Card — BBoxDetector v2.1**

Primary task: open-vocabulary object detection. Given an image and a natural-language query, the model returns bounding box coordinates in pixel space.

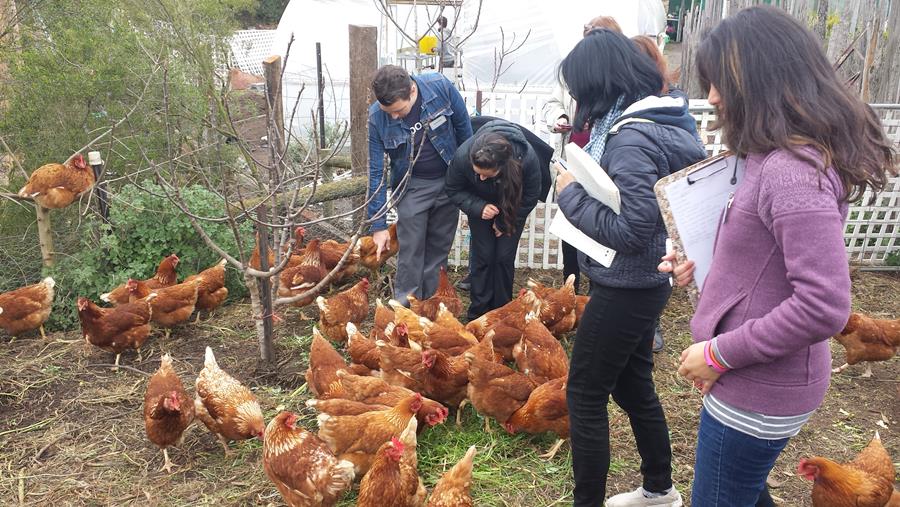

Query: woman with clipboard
[554,29,706,507]
[660,7,897,507]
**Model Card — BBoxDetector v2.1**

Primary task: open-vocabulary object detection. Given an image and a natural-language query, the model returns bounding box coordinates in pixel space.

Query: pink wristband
[704,341,729,373]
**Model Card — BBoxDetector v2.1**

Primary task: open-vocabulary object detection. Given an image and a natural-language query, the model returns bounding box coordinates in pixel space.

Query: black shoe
[652,325,665,353]
[457,275,471,292]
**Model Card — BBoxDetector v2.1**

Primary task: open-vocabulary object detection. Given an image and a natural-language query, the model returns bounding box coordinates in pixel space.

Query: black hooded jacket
[445,119,542,229]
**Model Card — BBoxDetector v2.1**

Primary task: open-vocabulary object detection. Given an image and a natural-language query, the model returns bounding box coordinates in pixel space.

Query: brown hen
[799,431,896,507]
[144,353,194,473]
[464,338,537,432]
[427,445,477,507]
[512,312,570,384]
[19,153,95,209]
[316,278,370,342]
[263,411,355,507]
[357,417,426,507]
[194,346,265,454]
[183,259,228,316]
[102,254,179,306]
[315,393,423,475]
[832,313,899,378]
[0,277,55,339]
[407,267,464,321]
[78,292,154,367]
[505,377,569,459]
[359,223,400,272]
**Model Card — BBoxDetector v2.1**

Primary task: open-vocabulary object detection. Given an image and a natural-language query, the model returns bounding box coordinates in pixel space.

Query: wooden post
[262,55,286,154]
[349,25,378,214]
[317,42,335,216]
[36,206,54,267]
[475,90,483,115]
[255,206,275,363]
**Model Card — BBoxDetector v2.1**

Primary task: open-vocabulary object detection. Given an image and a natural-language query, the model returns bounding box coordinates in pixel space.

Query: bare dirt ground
[0,268,897,506]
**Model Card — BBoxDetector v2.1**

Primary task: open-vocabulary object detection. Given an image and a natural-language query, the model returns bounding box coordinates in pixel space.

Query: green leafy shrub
[46,181,253,330]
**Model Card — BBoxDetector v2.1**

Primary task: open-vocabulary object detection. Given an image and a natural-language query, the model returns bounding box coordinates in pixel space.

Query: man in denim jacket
[367,65,472,303]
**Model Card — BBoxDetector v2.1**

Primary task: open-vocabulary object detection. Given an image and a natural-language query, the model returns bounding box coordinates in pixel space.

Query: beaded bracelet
[704,340,729,373]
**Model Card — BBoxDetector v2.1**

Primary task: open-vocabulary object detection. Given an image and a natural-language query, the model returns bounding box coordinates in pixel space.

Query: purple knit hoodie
[690,147,851,416]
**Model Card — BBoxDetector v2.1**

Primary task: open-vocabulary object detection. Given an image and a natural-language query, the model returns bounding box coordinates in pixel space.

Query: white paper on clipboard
[548,143,620,268]
[657,155,744,292]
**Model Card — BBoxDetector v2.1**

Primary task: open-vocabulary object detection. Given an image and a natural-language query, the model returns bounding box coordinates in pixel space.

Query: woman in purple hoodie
[660,7,897,507]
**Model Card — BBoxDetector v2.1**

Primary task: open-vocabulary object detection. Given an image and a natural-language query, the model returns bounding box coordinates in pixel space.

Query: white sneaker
[605,486,683,507]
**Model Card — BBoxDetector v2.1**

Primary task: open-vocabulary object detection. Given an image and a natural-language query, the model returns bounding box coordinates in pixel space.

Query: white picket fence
[447,94,900,269]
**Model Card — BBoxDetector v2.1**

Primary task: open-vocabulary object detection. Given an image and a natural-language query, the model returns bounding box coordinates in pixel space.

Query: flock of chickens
[2,153,900,505]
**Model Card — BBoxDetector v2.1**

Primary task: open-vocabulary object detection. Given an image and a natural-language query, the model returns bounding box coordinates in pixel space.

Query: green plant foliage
[885,250,900,267]
[46,181,253,331]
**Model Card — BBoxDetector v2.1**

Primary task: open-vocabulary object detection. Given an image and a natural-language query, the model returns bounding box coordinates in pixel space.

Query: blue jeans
[691,409,789,507]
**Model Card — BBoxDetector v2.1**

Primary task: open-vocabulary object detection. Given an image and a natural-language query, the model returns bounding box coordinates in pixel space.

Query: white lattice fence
[229,30,276,78]
[447,96,900,269]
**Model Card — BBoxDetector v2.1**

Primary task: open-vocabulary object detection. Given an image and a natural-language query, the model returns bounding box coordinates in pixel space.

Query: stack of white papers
[548,143,620,268]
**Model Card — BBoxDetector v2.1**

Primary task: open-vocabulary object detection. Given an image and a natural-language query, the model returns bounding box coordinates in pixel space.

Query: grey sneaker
[605,487,683,507]
[457,275,471,292]
[652,325,665,353]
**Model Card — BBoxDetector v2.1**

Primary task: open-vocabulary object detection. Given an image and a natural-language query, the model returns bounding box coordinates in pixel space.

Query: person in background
[629,33,686,354]
[541,15,623,299]
[659,7,896,507]
[555,29,707,506]
[434,15,458,69]
[367,65,473,305]
[445,120,542,320]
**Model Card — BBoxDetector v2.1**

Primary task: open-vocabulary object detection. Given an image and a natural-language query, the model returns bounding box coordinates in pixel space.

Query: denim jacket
[367,72,472,231]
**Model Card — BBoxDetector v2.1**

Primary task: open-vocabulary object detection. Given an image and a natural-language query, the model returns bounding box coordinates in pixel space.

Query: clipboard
[548,143,620,268]
[654,151,744,307]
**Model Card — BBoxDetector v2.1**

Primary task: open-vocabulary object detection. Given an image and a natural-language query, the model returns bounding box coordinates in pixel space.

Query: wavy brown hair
[631,35,673,94]
[696,6,896,202]
[470,133,523,234]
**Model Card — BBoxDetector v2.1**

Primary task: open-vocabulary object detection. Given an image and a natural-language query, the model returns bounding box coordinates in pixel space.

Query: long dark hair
[560,29,663,131]
[696,6,897,202]
[631,35,673,94]
[470,133,523,234]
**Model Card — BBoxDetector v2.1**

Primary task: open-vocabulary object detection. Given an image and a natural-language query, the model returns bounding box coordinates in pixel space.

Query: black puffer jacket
[557,92,708,288]
[445,119,542,230]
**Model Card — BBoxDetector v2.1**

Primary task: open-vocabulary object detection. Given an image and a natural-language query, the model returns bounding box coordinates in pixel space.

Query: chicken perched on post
[427,445,478,507]
[263,411,355,507]
[407,267,464,321]
[0,277,55,339]
[798,431,897,507]
[832,313,899,378]
[357,417,427,507]
[316,278,370,342]
[359,223,400,272]
[505,377,569,460]
[315,392,424,475]
[144,354,195,473]
[128,278,201,339]
[183,259,228,319]
[194,346,265,454]
[78,291,155,367]
[102,254,179,306]
[18,153,95,209]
